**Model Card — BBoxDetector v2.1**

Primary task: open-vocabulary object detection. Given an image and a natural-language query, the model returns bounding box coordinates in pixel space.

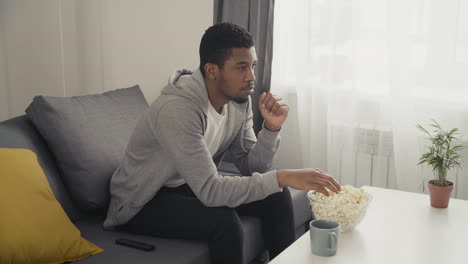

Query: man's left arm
[228,92,289,175]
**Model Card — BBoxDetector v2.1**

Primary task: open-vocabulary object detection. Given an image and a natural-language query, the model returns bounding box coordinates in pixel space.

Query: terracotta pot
[428,180,454,208]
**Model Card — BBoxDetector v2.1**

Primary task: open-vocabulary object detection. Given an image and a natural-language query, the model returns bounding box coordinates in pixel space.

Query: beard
[228,95,249,104]
[219,73,253,104]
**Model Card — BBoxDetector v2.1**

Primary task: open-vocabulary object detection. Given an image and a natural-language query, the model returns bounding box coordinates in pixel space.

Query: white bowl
[307,189,373,232]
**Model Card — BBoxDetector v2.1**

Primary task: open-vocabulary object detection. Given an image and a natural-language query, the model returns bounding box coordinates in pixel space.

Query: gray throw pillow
[25,85,148,211]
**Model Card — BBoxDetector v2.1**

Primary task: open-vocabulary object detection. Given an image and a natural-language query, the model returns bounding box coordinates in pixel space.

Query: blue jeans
[119,184,295,264]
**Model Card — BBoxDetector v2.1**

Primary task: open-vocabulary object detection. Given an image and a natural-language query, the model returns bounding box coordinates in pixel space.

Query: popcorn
[308,185,371,232]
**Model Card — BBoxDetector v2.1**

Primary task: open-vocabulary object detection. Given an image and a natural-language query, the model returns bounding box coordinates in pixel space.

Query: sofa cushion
[289,188,312,237]
[25,85,148,211]
[73,215,264,264]
[0,115,81,221]
[0,148,103,264]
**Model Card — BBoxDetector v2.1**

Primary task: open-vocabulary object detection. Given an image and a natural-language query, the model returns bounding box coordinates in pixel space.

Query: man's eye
[238,66,246,70]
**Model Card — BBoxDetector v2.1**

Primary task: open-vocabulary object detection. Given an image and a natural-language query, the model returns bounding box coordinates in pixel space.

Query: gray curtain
[214,0,275,134]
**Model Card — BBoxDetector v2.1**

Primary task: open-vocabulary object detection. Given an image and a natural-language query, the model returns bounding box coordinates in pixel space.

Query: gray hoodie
[104,69,282,229]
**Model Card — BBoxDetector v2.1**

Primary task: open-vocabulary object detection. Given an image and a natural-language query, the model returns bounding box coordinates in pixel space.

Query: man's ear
[204,63,219,80]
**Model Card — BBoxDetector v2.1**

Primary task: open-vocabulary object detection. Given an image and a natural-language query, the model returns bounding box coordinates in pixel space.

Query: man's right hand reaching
[276,169,341,196]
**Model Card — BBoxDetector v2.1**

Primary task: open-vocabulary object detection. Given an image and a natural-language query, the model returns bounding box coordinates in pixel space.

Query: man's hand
[259,92,289,132]
[277,169,341,196]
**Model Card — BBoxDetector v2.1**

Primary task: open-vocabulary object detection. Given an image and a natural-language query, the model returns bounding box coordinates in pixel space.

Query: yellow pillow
[0,148,103,264]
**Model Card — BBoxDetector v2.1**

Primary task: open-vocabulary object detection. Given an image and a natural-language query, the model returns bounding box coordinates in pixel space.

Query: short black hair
[199,23,254,77]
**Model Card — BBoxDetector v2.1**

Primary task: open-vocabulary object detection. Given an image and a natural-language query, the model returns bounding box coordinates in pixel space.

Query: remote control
[115,238,155,251]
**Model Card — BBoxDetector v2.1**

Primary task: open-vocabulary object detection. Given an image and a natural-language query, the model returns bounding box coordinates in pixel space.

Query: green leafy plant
[417,120,463,187]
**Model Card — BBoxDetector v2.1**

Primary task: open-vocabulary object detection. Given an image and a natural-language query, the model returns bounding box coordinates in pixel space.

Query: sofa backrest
[0,115,81,221]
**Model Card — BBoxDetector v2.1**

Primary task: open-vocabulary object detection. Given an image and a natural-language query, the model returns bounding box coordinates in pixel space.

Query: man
[104,23,341,264]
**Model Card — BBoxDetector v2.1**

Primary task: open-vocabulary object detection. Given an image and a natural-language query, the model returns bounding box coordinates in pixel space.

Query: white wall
[0,0,213,121]
[1,0,66,121]
[0,2,8,121]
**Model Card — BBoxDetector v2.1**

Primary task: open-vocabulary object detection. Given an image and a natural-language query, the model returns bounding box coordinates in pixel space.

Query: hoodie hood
[161,68,210,115]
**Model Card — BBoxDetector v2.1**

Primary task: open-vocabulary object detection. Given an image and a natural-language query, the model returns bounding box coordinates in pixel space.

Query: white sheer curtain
[272,0,468,199]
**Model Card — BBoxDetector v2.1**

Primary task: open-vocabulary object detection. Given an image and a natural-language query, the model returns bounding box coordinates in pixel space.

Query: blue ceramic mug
[309,219,340,257]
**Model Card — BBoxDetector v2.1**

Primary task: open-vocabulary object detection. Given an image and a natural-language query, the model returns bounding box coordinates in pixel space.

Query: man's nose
[246,68,256,82]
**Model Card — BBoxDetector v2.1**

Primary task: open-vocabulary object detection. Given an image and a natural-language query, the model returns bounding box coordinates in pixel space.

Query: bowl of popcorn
[307,185,372,232]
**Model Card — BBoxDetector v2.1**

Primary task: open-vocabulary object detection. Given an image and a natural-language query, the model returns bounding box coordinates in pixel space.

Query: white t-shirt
[204,103,228,156]
[164,103,228,187]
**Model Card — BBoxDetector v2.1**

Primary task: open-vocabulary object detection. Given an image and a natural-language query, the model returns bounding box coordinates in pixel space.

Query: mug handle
[328,232,337,251]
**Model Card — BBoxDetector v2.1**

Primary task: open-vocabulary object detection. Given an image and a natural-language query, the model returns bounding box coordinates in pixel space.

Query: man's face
[217,47,257,104]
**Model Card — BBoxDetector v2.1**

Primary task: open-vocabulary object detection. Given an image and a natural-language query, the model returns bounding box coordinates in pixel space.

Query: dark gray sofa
[0,114,312,263]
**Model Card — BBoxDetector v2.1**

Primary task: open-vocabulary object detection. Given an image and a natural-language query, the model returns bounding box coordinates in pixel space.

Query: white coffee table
[269,186,468,264]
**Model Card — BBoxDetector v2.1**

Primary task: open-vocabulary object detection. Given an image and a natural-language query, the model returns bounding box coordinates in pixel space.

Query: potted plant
[417,120,463,208]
